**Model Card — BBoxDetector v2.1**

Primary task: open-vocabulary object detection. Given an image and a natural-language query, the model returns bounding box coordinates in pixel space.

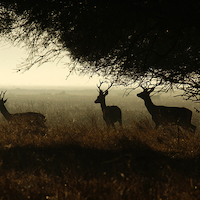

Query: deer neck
[0,105,12,121]
[100,99,107,111]
[143,96,156,115]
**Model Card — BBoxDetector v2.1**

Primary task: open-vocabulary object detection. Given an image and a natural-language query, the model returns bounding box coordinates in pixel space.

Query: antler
[96,81,114,96]
[104,82,114,93]
[0,91,7,100]
[96,81,104,92]
[0,91,7,103]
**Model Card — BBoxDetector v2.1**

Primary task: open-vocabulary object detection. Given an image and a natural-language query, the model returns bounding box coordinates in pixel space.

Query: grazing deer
[0,91,47,135]
[94,82,122,129]
[137,87,196,133]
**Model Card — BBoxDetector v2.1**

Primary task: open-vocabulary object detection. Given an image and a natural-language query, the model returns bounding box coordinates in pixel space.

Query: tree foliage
[0,0,200,100]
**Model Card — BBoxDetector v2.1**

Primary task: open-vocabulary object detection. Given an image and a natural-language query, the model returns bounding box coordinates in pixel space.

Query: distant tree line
[0,0,200,100]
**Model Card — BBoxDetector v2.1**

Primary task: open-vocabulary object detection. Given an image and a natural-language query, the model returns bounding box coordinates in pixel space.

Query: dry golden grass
[0,117,200,200]
[0,90,200,199]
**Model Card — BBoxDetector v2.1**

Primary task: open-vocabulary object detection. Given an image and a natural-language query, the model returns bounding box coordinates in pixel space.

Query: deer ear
[3,99,7,103]
[104,90,108,96]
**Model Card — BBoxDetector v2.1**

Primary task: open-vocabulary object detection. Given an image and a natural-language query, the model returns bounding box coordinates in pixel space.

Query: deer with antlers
[137,87,196,133]
[94,82,122,129]
[0,91,47,135]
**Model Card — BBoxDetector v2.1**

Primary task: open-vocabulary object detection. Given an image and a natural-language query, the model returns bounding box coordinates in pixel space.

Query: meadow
[0,87,200,199]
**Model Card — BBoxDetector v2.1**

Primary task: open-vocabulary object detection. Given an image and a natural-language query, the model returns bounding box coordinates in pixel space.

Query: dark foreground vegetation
[0,89,200,199]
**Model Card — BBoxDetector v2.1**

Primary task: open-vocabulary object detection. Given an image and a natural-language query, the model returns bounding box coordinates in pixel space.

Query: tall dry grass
[0,90,199,199]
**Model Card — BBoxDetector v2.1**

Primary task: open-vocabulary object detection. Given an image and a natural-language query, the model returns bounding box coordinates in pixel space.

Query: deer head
[137,87,155,100]
[94,82,113,104]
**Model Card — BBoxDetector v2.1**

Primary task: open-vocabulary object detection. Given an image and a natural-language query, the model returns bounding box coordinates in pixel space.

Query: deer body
[7,112,46,128]
[0,92,47,134]
[137,88,196,133]
[95,83,122,128]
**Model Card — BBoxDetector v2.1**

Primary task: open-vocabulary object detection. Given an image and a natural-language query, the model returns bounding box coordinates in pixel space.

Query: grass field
[0,88,200,199]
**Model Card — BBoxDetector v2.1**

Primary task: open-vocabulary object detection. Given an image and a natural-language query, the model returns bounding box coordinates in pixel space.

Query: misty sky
[0,41,99,88]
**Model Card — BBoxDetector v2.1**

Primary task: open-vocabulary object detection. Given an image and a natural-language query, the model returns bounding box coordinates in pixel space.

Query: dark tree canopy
[0,0,200,100]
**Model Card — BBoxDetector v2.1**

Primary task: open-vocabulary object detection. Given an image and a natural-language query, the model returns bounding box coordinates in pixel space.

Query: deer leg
[111,122,116,130]
[155,123,159,130]
[182,123,196,134]
[191,124,196,133]
[106,119,115,129]
[118,119,122,127]
[187,124,196,134]
[105,121,110,128]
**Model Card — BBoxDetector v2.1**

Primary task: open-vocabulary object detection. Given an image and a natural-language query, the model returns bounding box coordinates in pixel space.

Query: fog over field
[1,86,199,133]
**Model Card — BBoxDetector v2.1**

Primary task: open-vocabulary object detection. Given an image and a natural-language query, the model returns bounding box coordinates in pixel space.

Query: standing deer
[94,82,122,129]
[137,87,196,133]
[0,91,47,135]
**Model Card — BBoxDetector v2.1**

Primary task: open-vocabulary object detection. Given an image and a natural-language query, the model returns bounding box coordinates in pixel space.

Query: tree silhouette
[0,0,200,100]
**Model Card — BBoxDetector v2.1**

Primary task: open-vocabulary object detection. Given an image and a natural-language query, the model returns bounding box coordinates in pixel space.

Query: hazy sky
[0,41,99,88]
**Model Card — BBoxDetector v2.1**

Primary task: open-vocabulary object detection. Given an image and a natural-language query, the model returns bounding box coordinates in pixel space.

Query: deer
[0,91,47,135]
[137,87,196,133]
[94,82,122,129]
